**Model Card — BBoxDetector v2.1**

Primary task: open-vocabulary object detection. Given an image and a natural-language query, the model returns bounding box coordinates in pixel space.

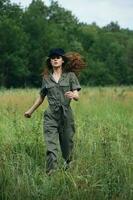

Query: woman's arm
[24,95,45,118]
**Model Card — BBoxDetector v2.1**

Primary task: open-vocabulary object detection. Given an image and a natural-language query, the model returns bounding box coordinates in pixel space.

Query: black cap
[48,48,65,58]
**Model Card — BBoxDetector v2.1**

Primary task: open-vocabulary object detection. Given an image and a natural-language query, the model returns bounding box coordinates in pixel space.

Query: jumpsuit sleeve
[70,72,81,91]
[39,78,48,98]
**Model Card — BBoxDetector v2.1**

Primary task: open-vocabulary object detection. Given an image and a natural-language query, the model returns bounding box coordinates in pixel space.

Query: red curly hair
[64,52,86,76]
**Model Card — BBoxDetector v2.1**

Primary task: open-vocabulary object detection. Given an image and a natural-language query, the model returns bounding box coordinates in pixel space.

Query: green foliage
[0,0,133,87]
[123,39,133,84]
[0,17,29,87]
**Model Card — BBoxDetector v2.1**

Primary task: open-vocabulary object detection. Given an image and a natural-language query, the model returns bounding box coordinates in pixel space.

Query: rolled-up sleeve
[70,72,81,91]
[39,78,47,98]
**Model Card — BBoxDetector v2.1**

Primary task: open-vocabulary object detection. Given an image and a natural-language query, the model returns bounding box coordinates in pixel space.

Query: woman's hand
[24,95,44,119]
[65,91,74,99]
[24,111,32,118]
[65,90,79,101]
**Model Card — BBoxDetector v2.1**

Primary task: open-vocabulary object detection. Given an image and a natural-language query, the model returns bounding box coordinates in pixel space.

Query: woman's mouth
[54,61,58,65]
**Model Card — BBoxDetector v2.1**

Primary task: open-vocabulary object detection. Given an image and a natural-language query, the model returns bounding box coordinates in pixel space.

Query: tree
[123,39,133,84]
[48,1,79,44]
[0,18,29,87]
[103,21,120,32]
[0,0,133,87]
[22,0,49,86]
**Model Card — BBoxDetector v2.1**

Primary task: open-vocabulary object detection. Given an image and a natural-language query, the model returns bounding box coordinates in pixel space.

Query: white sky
[10,0,133,30]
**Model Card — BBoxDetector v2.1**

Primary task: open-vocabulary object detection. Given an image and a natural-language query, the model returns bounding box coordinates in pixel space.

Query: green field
[0,87,133,200]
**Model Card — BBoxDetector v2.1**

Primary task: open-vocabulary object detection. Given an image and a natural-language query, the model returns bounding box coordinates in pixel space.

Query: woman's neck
[53,66,62,75]
[52,66,62,83]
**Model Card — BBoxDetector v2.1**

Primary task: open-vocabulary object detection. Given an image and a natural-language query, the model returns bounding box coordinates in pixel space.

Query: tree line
[0,0,133,88]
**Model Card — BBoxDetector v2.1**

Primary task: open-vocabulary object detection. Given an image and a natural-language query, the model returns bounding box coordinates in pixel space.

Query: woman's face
[50,55,64,68]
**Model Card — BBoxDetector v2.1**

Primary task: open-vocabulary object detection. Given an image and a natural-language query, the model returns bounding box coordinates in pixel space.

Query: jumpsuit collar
[49,72,67,84]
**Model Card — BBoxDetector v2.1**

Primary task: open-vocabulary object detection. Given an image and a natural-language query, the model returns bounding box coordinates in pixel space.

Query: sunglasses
[50,55,61,59]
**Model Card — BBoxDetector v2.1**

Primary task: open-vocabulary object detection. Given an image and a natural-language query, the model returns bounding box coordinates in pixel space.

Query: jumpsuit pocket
[46,84,55,96]
[44,107,52,117]
[65,108,76,133]
[46,84,55,89]
[60,83,70,93]
[43,108,53,130]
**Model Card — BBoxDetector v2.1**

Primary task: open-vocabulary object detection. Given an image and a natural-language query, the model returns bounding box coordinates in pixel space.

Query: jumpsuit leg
[59,127,75,163]
[59,109,75,163]
[45,128,59,173]
[43,111,59,173]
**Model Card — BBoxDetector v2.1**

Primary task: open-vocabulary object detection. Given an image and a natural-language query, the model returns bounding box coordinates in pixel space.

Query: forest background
[0,0,133,88]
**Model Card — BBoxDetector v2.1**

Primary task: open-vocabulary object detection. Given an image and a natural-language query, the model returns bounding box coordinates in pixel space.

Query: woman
[24,48,85,175]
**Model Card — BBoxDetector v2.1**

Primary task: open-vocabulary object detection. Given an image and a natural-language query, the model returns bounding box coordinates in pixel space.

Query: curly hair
[43,52,85,78]
[64,52,86,76]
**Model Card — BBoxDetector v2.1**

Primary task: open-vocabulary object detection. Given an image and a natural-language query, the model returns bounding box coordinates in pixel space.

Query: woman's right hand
[24,95,44,119]
[24,111,32,118]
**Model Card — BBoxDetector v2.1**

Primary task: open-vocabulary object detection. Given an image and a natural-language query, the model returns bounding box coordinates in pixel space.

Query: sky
[10,0,133,30]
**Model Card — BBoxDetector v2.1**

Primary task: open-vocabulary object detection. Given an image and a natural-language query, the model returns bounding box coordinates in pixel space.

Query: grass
[0,87,133,200]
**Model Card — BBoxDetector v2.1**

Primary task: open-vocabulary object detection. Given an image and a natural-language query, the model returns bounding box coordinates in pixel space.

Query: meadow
[0,87,133,200]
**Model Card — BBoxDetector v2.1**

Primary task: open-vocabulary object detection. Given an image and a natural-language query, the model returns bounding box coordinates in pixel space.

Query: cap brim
[47,55,67,60]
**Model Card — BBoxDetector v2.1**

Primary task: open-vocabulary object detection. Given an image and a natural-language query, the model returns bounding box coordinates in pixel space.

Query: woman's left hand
[64,91,74,99]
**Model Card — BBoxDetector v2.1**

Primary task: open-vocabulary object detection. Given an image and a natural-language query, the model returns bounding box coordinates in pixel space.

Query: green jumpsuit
[40,72,81,173]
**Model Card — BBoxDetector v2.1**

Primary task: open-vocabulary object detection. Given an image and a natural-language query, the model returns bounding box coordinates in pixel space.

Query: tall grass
[0,87,133,200]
